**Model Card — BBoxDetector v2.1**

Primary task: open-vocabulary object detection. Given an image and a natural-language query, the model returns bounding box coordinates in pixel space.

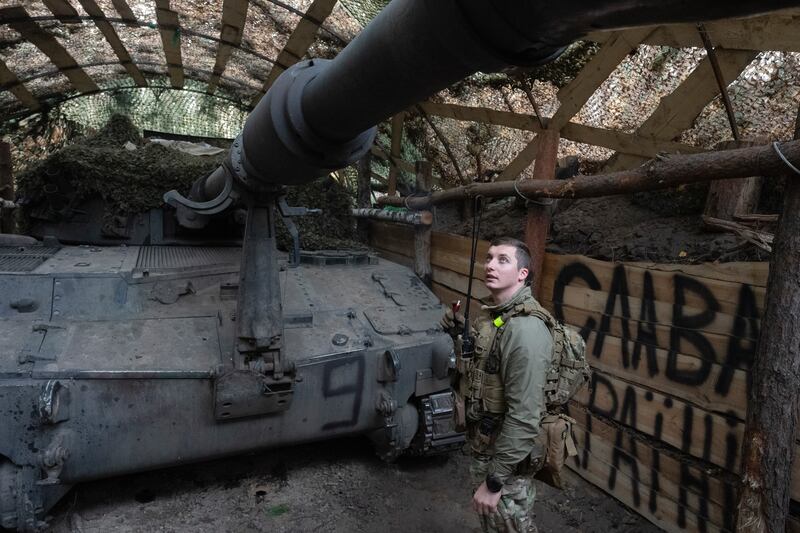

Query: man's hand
[440,304,465,334]
[472,481,502,515]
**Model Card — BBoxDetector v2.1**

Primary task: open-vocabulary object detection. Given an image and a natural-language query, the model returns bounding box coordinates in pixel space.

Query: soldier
[442,236,553,533]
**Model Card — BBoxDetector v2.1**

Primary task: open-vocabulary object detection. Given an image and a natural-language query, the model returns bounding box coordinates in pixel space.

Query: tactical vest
[456,297,591,452]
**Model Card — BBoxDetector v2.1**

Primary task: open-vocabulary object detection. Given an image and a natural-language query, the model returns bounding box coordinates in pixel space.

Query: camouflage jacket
[463,285,553,482]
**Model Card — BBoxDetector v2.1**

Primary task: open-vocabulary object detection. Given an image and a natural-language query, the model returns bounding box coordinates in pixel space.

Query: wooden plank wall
[368,221,797,533]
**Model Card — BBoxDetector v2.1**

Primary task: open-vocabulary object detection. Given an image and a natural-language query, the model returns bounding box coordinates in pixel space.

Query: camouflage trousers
[470,455,536,533]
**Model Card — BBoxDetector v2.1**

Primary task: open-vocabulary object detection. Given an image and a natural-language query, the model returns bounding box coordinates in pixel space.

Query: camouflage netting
[15,114,362,251]
[16,114,226,216]
[278,178,364,252]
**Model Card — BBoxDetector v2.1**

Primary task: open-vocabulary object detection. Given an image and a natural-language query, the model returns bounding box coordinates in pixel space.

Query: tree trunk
[703,139,766,223]
[735,116,800,532]
[376,139,800,209]
[735,175,800,532]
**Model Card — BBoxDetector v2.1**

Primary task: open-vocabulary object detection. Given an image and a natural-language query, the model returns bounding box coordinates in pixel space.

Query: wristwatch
[485,473,503,493]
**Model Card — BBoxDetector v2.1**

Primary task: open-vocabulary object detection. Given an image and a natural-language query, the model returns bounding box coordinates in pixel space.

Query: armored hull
[0,244,457,530]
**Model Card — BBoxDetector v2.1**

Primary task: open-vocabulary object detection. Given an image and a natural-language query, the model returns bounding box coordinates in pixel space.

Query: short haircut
[489,237,532,274]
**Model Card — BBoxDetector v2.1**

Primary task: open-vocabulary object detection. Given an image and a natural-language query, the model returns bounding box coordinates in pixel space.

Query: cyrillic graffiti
[553,259,767,532]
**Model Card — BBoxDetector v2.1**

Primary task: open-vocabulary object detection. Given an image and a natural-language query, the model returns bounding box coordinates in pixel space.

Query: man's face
[484,244,528,294]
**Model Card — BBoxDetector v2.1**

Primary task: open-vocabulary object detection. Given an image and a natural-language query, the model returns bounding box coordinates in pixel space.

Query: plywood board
[542,254,767,312]
[583,331,748,419]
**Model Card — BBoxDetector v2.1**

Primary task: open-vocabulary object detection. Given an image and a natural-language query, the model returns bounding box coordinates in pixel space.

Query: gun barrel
[238,0,797,188]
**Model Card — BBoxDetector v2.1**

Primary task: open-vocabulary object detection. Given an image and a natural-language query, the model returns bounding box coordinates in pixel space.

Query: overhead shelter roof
[0,1,798,179]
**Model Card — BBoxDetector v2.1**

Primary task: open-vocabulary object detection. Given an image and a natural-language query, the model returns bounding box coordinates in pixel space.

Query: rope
[402,191,432,210]
[513,177,554,206]
[772,142,800,176]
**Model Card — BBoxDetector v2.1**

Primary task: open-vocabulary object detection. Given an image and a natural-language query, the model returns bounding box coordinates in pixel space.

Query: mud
[47,438,659,533]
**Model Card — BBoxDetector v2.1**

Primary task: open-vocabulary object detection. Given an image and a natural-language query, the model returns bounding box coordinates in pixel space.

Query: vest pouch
[453,391,466,433]
[469,415,500,454]
[480,372,506,414]
[533,413,578,489]
[469,368,485,400]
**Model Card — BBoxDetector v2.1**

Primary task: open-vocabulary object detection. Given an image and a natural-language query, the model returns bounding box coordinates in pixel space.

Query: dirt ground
[435,193,772,264]
[45,437,660,533]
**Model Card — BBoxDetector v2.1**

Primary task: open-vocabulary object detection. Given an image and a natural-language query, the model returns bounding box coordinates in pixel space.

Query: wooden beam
[498,29,650,182]
[0,58,41,111]
[525,129,560,298]
[208,0,249,94]
[387,112,405,196]
[110,0,138,25]
[43,0,80,23]
[587,12,800,53]
[606,49,758,172]
[370,145,414,173]
[550,28,653,132]
[154,0,184,89]
[251,0,337,106]
[418,101,704,164]
[496,134,540,182]
[75,0,147,87]
[0,6,99,94]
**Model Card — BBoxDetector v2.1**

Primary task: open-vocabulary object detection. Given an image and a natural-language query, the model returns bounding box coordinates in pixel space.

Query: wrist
[485,473,503,493]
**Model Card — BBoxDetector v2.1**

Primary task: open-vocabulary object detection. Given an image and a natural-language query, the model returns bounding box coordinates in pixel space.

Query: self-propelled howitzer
[2,0,798,530]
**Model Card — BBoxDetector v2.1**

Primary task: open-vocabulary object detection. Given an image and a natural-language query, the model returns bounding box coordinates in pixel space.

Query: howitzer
[2,0,798,530]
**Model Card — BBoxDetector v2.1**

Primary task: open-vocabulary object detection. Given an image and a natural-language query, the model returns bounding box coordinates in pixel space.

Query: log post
[703,138,766,223]
[735,122,800,532]
[414,160,433,287]
[0,142,13,234]
[356,152,372,242]
[524,129,559,300]
[376,139,800,209]
[387,112,405,197]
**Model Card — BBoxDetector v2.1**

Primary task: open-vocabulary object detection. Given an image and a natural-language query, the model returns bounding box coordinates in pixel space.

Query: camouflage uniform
[456,286,553,533]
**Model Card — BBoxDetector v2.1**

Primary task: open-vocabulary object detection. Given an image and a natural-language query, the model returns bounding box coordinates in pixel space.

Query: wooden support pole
[703,139,766,223]
[356,152,372,242]
[524,129,559,300]
[735,114,800,533]
[414,160,433,287]
[387,112,405,197]
[376,139,800,210]
[0,142,14,234]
